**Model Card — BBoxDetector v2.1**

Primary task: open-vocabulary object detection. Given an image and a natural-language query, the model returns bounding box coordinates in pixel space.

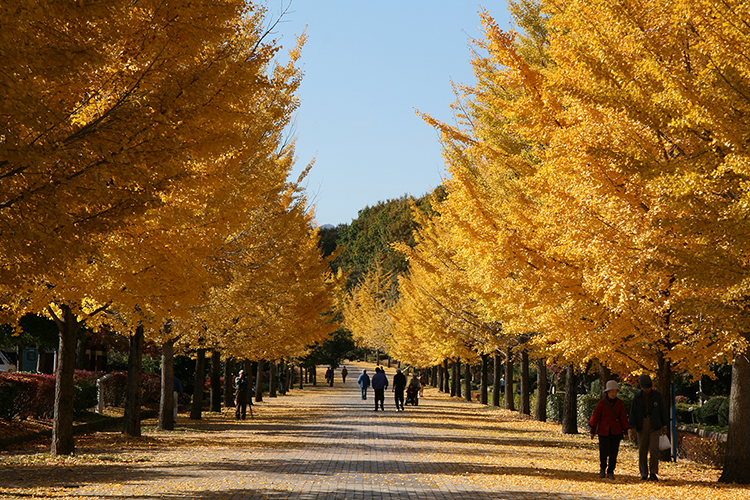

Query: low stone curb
[677,424,728,442]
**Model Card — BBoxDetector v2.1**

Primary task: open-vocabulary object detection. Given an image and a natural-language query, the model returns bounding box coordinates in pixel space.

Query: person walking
[392,368,407,411]
[234,370,250,420]
[589,380,630,479]
[341,365,348,383]
[358,369,371,400]
[419,372,426,398]
[371,367,388,411]
[325,367,332,385]
[629,374,668,481]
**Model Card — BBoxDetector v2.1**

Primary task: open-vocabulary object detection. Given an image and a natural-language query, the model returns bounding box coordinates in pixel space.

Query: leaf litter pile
[0,384,748,500]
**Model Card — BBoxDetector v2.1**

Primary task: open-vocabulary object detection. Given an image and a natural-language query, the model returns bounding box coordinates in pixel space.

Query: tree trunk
[210,350,221,412]
[269,361,277,397]
[51,304,82,455]
[562,365,578,434]
[493,352,501,407]
[598,361,612,397]
[450,359,457,397]
[719,336,750,484]
[123,325,144,436]
[519,350,530,415]
[505,346,515,411]
[444,359,450,393]
[256,359,264,402]
[456,358,462,398]
[480,353,488,405]
[464,361,472,402]
[190,349,206,420]
[375,350,380,365]
[224,357,235,408]
[158,338,175,431]
[534,358,547,422]
[430,366,437,387]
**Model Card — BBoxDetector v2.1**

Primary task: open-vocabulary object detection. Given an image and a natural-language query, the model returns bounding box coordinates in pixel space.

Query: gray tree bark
[123,325,144,436]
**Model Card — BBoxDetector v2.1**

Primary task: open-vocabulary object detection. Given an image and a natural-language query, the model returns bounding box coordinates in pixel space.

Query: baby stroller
[405,385,419,406]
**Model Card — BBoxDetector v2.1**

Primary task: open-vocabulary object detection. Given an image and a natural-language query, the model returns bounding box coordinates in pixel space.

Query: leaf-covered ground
[0,363,747,500]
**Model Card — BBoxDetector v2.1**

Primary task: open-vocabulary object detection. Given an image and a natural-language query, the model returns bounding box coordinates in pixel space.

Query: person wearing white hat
[589,380,631,479]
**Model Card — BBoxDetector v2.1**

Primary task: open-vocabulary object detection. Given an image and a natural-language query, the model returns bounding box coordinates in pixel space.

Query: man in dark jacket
[628,374,668,481]
[358,369,370,400]
[371,367,389,411]
[392,368,407,411]
[235,370,250,420]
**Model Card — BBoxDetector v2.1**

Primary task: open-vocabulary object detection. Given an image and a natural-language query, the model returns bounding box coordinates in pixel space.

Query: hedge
[0,370,161,421]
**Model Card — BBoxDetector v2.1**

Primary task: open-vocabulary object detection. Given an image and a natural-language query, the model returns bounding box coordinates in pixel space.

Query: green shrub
[676,402,697,425]
[718,398,730,427]
[695,397,727,426]
[578,394,601,428]
[589,379,601,396]
[547,392,565,422]
[74,379,98,414]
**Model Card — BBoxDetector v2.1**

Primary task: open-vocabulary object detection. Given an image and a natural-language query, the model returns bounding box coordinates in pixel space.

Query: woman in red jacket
[589,380,630,479]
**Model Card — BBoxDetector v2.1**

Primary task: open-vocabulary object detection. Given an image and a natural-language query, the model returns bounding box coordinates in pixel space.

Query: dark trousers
[235,395,248,420]
[394,389,404,410]
[374,388,385,410]
[598,434,622,473]
[638,417,660,477]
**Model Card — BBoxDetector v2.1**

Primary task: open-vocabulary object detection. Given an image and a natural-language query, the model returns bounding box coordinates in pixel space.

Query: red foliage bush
[0,372,56,419]
[0,370,162,420]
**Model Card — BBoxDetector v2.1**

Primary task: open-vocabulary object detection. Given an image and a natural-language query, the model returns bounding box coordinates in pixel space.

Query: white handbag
[658,434,671,451]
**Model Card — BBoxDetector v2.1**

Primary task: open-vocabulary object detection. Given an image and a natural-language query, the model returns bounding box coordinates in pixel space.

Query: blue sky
[272,1,514,226]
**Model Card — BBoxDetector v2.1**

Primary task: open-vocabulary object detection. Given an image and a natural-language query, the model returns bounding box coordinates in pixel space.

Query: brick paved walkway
[2,364,680,500]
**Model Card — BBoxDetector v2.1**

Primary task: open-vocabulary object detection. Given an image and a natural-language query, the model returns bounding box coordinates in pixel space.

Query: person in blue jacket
[358,369,371,400]
[628,374,668,481]
[370,367,389,411]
